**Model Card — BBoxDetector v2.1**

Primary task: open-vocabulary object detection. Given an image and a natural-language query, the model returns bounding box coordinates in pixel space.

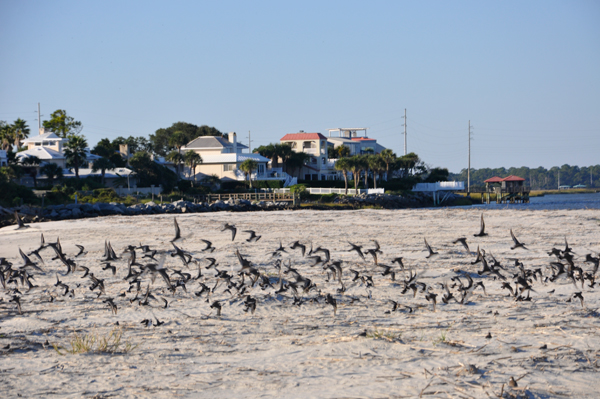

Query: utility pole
[591,166,593,187]
[37,103,41,131]
[468,120,472,193]
[558,170,560,189]
[248,130,252,153]
[402,108,407,156]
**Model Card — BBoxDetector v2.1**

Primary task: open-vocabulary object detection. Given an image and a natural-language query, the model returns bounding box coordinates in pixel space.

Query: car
[573,184,587,188]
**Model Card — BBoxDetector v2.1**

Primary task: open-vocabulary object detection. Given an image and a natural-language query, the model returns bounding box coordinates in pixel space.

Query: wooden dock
[200,192,298,205]
[474,187,530,204]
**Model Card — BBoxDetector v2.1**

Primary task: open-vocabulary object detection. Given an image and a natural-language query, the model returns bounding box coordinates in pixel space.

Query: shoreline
[1,208,599,398]
[0,192,441,227]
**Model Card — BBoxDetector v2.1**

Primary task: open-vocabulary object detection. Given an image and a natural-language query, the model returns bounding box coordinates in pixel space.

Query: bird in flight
[474,214,487,237]
[510,229,527,250]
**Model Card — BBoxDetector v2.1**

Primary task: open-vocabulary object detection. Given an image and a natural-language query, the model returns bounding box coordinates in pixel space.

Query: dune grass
[52,327,138,355]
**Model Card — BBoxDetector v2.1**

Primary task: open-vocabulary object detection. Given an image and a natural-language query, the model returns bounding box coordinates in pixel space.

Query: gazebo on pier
[482,175,529,204]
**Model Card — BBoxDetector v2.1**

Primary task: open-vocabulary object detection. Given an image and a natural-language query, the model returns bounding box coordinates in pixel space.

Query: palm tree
[166,150,184,179]
[255,143,277,166]
[356,155,369,189]
[92,157,116,185]
[348,156,362,193]
[63,135,88,178]
[286,151,310,178]
[168,131,188,177]
[380,149,396,181]
[334,157,351,195]
[239,159,258,188]
[0,122,14,151]
[12,118,30,149]
[368,155,386,190]
[20,155,41,187]
[336,145,351,158]
[184,151,202,183]
[277,144,294,173]
[40,163,63,186]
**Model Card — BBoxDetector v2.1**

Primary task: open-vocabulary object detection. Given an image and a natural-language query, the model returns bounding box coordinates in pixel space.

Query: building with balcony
[181,132,277,183]
[327,128,386,156]
[17,128,101,171]
[280,131,338,181]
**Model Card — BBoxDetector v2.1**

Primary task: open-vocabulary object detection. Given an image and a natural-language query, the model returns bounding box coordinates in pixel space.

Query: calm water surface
[472,192,600,210]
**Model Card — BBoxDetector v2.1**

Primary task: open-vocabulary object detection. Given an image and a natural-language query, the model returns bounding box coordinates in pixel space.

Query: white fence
[412,181,464,192]
[115,186,163,196]
[269,187,384,196]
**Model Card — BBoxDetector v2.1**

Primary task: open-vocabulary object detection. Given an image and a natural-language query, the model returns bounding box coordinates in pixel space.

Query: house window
[303,141,314,149]
[258,164,265,174]
[224,164,235,172]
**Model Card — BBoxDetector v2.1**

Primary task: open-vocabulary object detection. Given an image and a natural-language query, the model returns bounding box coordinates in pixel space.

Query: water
[472,192,600,210]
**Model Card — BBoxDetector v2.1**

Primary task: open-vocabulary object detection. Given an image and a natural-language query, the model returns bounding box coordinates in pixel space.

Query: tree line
[449,165,600,190]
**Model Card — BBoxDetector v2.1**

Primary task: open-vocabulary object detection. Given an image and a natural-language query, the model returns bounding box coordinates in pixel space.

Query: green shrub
[0,181,38,207]
[289,184,309,199]
[319,193,338,203]
[63,176,104,191]
[252,180,284,189]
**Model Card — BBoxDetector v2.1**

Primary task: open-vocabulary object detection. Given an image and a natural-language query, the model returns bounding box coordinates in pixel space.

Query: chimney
[229,132,237,153]
[119,144,130,164]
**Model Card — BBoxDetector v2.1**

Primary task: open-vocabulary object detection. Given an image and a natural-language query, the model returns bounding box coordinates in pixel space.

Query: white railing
[308,188,384,195]
[115,186,163,196]
[270,187,384,196]
[412,181,465,192]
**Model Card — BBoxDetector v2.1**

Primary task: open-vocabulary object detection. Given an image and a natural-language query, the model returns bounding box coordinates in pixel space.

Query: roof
[280,133,327,141]
[327,137,360,145]
[184,136,248,150]
[16,146,65,160]
[350,137,376,142]
[21,132,67,144]
[501,175,525,182]
[484,176,503,183]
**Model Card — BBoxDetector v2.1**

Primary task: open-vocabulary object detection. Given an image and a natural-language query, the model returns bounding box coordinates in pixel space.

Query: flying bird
[242,230,262,243]
[452,237,470,252]
[424,238,438,258]
[221,223,237,241]
[474,214,487,237]
[510,229,527,250]
[14,211,30,230]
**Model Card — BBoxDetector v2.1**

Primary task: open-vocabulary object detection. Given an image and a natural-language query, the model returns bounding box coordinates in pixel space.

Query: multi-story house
[279,131,337,181]
[182,132,276,182]
[327,128,386,156]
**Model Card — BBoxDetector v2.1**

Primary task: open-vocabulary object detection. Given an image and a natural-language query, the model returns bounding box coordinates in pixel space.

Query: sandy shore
[1,208,599,398]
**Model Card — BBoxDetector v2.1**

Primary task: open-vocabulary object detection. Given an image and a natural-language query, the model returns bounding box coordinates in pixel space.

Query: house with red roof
[279,128,389,181]
[481,175,529,204]
[280,131,336,180]
[326,128,386,156]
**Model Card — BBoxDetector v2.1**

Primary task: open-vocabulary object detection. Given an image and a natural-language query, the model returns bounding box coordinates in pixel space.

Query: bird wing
[510,229,518,244]
[173,217,181,241]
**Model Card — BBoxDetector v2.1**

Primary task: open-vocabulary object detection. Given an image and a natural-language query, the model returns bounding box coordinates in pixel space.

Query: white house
[17,128,101,169]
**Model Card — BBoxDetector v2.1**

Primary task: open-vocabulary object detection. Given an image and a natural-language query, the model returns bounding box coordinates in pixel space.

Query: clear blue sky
[1,0,599,173]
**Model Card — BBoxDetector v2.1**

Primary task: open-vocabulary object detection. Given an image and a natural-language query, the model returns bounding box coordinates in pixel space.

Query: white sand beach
[1,208,599,398]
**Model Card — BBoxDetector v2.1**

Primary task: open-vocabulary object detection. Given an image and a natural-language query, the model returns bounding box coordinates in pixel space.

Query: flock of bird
[1,212,599,327]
